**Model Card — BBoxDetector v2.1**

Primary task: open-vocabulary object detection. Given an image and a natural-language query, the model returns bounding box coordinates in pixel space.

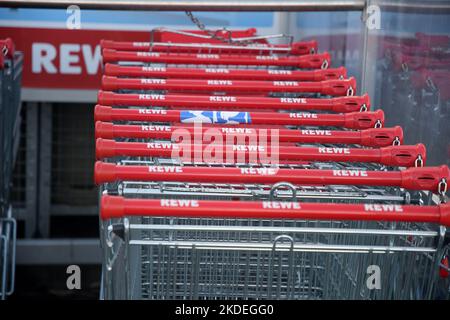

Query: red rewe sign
[0,27,152,89]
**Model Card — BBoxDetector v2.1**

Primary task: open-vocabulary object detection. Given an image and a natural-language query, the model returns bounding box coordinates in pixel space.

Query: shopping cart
[0,38,22,300]
[96,30,450,300]
[0,206,16,300]
[99,196,450,300]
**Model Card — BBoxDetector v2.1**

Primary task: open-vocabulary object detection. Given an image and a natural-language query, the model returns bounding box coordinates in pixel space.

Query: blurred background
[0,0,449,299]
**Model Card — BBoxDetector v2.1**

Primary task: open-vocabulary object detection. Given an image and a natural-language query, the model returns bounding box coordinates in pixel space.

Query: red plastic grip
[94,105,383,130]
[97,91,370,113]
[102,49,331,69]
[95,138,424,167]
[99,195,450,227]
[400,165,450,192]
[101,76,356,97]
[103,63,346,81]
[360,126,403,147]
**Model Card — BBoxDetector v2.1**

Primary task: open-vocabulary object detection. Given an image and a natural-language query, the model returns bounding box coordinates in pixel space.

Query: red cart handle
[95,161,448,194]
[95,121,402,148]
[104,63,346,81]
[98,91,370,113]
[101,76,356,97]
[95,138,425,167]
[0,38,15,59]
[102,49,331,69]
[100,39,318,55]
[94,105,384,130]
[100,195,450,227]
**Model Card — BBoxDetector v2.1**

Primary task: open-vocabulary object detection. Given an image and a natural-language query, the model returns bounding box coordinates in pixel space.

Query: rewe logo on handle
[138,109,167,114]
[148,166,183,173]
[141,79,166,84]
[138,94,166,100]
[262,202,301,209]
[142,66,166,72]
[160,199,199,207]
[364,204,403,212]
[209,96,237,102]
[319,147,351,154]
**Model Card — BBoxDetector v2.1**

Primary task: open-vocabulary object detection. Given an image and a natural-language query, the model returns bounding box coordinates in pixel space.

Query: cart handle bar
[95,121,402,148]
[94,161,448,194]
[95,138,426,167]
[94,106,384,130]
[97,91,370,113]
[101,76,356,97]
[103,64,346,81]
[100,195,450,227]
[102,49,331,69]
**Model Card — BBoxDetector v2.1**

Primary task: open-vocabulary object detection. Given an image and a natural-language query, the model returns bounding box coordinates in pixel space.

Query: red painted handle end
[380,143,427,167]
[96,138,117,160]
[101,195,125,220]
[94,161,117,185]
[360,126,404,147]
[95,121,114,139]
[94,104,113,122]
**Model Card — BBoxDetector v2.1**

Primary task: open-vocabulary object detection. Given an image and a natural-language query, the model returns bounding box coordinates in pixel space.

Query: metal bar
[3,0,450,13]
[128,240,437,253]
[24,102,38,238]
[0,0,366,11]
[130,223,439,237]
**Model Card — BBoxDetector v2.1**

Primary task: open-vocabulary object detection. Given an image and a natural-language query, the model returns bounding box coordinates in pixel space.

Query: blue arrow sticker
[180,111,251,124]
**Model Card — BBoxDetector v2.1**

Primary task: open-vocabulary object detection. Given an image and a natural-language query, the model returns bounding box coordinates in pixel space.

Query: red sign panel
[0,27,152,89]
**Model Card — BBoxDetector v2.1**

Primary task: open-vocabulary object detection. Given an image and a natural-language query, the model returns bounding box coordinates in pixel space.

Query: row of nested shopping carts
[378,32,450,166]
[94,28,450,300]
[0,38,22,300]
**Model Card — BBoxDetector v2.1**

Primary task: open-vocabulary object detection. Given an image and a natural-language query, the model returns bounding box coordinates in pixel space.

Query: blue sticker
[180,111,251,124]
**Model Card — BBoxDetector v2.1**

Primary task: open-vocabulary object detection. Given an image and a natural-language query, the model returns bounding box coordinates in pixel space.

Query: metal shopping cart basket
[96,31,450,300]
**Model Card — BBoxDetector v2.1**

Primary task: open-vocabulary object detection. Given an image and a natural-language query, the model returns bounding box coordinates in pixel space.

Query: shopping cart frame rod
[129,223,439,237]
[94,161,449,194]
[98,90,370,113]
[129,240,437,254]
[127,239,437,254]
[119,185,406,202]
[100,195,450,227]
